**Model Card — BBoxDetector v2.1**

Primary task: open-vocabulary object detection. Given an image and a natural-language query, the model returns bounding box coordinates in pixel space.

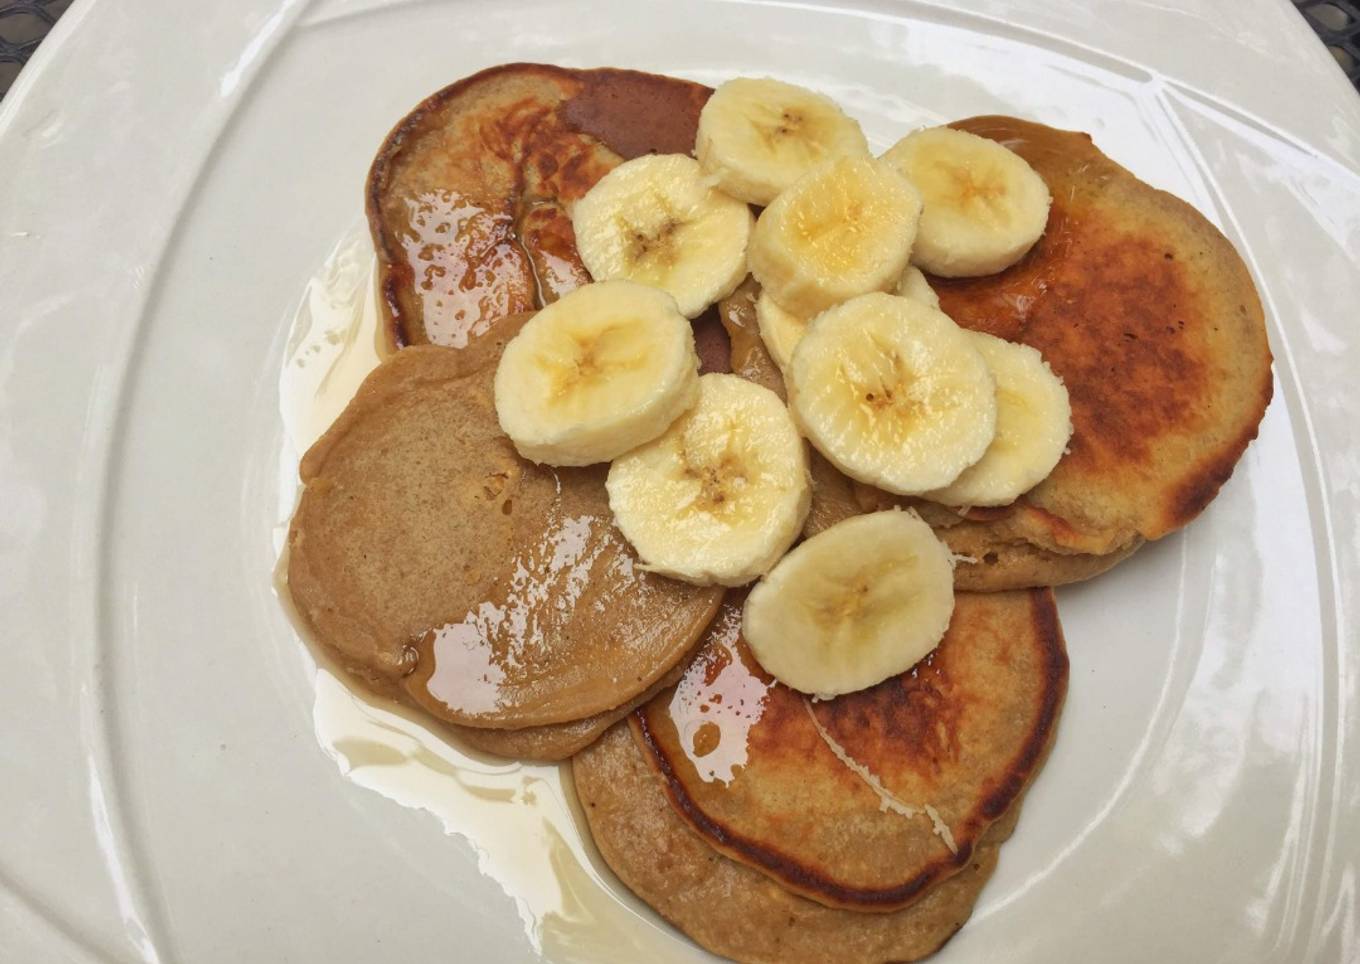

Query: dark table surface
[1,0,1358,99]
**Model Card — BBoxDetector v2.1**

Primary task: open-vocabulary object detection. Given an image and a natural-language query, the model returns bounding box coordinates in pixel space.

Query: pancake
[631,589,1066,911]
[719,110,1276,589]
[366,63,711,348]
[574,722,1025,964]
[286,313,723,730]
[719,279,1137,586]
[928,116,1272,568]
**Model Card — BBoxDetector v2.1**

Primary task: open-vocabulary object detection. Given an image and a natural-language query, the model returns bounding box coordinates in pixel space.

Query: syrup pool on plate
[272,224,692,962]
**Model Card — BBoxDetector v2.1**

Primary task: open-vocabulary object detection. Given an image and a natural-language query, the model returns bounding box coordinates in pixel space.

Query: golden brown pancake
[719,112,1274,590]
[366,63,711,348]
[631,590,1066,912]
[286,313,722,730]
[929,117,1272,564]
[574,722,1026,964]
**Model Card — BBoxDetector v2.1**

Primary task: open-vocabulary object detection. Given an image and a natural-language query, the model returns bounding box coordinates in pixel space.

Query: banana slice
[748,156,922,317]
[695,77,870,206]
[571,154,753,318]
[494,280,699,466]
[756,265,942,374]
[881,126,1051,278]
[754,287,808,373]
[742,510,955,698]
[925,330,1072,506]
[606,373,811,587]
[788,292,996,495]
[896,264,941,310]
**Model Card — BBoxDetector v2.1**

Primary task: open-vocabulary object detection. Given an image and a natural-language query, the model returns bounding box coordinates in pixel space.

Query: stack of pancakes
[284,64,1271,961]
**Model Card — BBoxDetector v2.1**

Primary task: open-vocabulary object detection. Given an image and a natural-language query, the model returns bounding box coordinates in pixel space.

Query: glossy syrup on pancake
[286,312,723,730]
[279,226,710,763]
[367,64,712,348]
[633,590,1067,912]
[274,246,705,960]
[575,722,1026,964]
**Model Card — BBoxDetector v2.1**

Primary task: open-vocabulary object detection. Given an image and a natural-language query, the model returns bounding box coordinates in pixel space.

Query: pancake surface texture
[367,64,711,348]
[575,722,1024,964]
[632,589,1066,911]
[286,315,722,730]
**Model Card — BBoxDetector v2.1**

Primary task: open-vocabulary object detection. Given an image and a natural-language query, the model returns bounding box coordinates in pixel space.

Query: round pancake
[367,64,712,348]
[632,590,1066,911]
[286,314,723,729]
[574,722,1025,964]
[930,116,1273,556]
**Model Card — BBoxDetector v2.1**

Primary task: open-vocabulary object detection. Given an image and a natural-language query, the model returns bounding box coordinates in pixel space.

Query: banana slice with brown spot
[787,292,997,495]
[606,373,810,587]
[572,154,753,317]
[881,126,1051,277]
[742,510,955,697]
[494,280,699,466]
[748,156,922,317]
[695,77,870,206]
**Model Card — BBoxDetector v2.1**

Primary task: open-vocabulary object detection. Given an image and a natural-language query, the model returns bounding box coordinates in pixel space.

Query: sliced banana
[606,373,811,587]
[756,265,942,375]
[881,126,1051,277]
[754,288,808,373]
[494,281,699,466]
[742,510,955,698]
[896,265,941,309]
[695,77,870,206]
[571,154,753,318]
[748,156,922,317]
[788,292,996,495]
[925,330,1072,507]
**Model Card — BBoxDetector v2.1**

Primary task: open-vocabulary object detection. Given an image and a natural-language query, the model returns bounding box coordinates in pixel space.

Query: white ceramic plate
[3,1,1358,961]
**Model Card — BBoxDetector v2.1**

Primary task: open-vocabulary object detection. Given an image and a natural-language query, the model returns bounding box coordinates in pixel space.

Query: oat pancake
[574,722,1026,964]
[630,589,1066,912]
[366,63,711,348]
[929,117,1272,565]
[719,110,1273,590]
[286,314,722,730]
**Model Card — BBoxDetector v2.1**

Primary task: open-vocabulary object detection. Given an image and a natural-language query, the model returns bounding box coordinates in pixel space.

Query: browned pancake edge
[630,589,1068,911]
[574,721,1029,964]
